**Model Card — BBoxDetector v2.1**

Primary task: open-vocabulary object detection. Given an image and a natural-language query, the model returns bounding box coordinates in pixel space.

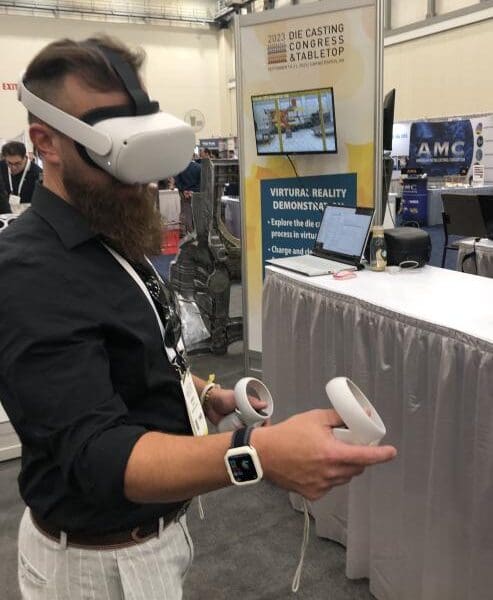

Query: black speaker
[384,227,431,267]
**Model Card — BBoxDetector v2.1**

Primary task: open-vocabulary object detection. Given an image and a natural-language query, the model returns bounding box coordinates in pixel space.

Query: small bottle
[370,226,387,271]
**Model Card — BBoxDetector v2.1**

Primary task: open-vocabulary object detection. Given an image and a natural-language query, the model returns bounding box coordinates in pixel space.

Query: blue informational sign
[400,177,428,226]
[261,173,357,266]
[408,120,474,177]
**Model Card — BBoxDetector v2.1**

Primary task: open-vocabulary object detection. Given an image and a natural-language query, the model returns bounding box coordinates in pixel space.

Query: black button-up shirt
[0,184,192,534]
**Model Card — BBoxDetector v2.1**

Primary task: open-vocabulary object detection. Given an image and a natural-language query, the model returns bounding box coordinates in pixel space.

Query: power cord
[460,237,480,274]
[291,498,311,593]
[287,155,299,177]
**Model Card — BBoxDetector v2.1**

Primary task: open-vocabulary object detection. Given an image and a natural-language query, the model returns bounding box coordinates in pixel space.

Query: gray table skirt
[262,270,493,600]
[457,241,493,278]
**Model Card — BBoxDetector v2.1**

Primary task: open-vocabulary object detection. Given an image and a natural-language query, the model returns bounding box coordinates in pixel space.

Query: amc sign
[409,119,473,177]
[417,140,464,158]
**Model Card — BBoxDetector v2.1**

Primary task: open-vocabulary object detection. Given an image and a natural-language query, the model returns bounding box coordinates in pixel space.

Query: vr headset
[18,45,195,184]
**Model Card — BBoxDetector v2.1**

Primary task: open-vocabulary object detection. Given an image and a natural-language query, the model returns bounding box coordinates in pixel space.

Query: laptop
[266,204,374,276]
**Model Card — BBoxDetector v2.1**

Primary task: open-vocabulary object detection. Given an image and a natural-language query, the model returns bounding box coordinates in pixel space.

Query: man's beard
[63,167,162,264]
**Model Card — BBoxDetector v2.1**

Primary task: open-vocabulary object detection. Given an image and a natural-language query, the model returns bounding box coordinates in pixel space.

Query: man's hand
[204,386,268,427]
[251,409,397,501]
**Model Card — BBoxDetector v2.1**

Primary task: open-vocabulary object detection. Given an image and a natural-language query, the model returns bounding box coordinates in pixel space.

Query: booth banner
[393,115,493,181]
[237,0,378,355]
[391,121,411,172]
[409,120,474,176]
[261,172,356,264]
[400,176,428,226]
[199,138,220,150]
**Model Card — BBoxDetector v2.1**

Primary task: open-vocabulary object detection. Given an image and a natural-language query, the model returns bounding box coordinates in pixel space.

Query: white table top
[266,264,493,344]
[428,185,493,193]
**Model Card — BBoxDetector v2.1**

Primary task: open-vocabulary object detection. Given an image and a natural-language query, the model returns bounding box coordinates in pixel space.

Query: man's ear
[29,123,62,166]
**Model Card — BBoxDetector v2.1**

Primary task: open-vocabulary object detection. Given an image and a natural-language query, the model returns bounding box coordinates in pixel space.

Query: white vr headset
[18,45,195,184]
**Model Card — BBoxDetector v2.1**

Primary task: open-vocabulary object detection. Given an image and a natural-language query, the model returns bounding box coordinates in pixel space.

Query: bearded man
[0,36,395,600]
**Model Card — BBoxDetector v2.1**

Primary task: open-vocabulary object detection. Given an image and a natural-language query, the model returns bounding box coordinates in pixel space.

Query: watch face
[227,453,258,483]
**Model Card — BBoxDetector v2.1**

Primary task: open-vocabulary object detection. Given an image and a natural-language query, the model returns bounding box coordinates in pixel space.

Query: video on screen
[251,88,337,155]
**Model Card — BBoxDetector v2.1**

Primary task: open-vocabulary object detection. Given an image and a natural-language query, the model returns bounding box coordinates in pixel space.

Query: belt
[31,503,188,550]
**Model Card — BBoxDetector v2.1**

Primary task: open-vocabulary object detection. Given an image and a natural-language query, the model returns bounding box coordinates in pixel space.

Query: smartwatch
[224,426,263,486]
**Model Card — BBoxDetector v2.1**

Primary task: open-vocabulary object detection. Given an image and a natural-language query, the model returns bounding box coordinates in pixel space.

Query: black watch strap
[231,426,253,448]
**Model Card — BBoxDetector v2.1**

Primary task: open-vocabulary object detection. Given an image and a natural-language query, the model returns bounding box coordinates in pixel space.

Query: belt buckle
[131,526,149,543]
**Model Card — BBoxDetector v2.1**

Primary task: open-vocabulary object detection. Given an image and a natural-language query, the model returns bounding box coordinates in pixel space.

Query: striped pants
[18,509,194,600]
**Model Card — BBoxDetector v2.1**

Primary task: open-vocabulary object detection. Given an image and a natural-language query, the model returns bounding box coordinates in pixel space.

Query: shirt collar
[31,184,98,249]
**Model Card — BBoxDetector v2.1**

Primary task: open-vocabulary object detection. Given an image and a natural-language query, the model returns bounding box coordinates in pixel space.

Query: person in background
[0,35,396,600]
[198,147,212,161]
[174,159,201,194]
[0,141,42,210]
[174,159,201,235]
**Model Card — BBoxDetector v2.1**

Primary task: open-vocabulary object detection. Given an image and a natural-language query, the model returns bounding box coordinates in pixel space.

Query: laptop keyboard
[287,255,352,272]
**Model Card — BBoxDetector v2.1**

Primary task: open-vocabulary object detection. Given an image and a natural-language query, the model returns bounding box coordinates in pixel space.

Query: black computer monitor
[380,89,396,223]
[383,89,395,152]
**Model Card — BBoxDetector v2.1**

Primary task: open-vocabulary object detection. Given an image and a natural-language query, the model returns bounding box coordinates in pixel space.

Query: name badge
[9,194,21,206]
[181,369,208,436]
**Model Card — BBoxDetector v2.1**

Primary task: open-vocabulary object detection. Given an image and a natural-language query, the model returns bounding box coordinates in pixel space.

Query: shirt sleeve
[0,254,149,508]
[174,171,185,191]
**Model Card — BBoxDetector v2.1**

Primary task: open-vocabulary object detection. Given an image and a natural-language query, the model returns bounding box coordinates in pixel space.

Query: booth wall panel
[218,27,236,137]
[384,18,493,120]
[390,0,427,28]
[0,14,223,140]
[436,0,480,14]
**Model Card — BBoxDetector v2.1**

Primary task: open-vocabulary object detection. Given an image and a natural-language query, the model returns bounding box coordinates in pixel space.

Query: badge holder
[9,194,22,214]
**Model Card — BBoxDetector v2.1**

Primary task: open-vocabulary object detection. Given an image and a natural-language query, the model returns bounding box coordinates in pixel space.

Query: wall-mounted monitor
[383,88,396,152]
[251,87,337,155]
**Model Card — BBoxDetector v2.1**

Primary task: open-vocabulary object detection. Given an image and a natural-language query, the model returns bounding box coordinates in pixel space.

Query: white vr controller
[217,378,274,433]
[215,376,385,446]
[326,377,386,446]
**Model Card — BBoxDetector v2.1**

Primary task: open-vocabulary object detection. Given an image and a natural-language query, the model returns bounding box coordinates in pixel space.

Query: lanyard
[8,159,30,196]
[102,243,184,368]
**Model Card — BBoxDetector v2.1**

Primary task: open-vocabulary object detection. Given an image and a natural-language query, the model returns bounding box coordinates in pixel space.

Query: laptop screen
[313,205,374,259]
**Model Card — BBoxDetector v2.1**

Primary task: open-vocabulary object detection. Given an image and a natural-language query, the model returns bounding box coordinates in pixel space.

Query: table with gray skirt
[262,266,493,600]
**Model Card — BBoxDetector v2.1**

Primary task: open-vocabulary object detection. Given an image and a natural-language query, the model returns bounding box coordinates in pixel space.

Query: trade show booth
[390,114,493,227]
